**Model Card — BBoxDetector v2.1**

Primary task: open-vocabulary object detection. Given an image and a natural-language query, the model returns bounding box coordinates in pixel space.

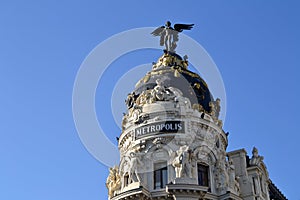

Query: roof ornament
[151,21,194,53]
[249,147,264,166]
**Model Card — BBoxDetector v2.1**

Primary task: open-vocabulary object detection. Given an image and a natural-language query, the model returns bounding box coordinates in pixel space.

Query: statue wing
[151,26,166,46]
[174,23,194,32]
[151,26,165,36]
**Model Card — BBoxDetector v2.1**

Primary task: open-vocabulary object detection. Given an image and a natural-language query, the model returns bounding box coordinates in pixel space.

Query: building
[105,49,287,200]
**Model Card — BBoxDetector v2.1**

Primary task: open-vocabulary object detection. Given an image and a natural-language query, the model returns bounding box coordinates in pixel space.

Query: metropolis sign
[135,121,185,139]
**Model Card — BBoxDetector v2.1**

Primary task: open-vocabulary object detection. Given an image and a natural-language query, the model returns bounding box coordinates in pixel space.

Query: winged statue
[151,21,194,52]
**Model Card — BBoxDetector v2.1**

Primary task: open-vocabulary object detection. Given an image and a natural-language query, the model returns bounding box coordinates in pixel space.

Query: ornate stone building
[105,50,287,200]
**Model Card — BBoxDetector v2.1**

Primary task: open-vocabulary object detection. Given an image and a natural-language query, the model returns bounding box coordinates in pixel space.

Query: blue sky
[1,1,299,199]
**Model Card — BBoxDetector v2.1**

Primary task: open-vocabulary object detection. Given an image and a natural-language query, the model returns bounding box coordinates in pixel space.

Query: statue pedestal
[121,182,142,193]
[173,177,198,185]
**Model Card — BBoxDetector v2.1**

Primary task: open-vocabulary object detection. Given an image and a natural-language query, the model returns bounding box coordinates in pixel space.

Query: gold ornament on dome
[106,166,121,198]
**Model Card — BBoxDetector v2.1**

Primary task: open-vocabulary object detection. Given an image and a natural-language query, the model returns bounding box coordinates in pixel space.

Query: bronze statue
[151,21,194,52]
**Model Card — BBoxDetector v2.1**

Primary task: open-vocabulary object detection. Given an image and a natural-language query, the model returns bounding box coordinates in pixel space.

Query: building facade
[105,51,287,200]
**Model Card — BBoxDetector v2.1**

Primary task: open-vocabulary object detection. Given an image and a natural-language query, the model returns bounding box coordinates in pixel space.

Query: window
[154,162,168,189]
[124,173,129,186]
[198,163,209,186]
[216,138,220,148]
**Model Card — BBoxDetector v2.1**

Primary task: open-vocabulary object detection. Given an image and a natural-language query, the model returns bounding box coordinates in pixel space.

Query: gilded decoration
[106,166,121,198]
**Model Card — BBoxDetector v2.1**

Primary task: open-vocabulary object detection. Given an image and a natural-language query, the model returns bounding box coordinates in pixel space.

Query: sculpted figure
[168,86,183,98]
[227,161,241,194]
[183,149,196,178]
[234,176,240,194]
[153,79,167,101]
[214,162,228,193]
[121,114,128,131]
[172,146,195,178]
[128,152,143,183]
[125,92,138,109]
[152,79,180,102]
[209,98,221,120]
[106,166,121,198]
[172,151,183,178]
[151,21,194,52]
[228,158,236,190]
[181,55,189,69]
[214,151,229,193]
[119,153,144,188]
[249,147,264,166]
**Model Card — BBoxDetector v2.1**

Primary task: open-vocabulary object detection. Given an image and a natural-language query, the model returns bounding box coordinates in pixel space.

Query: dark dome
[134,52,214,112]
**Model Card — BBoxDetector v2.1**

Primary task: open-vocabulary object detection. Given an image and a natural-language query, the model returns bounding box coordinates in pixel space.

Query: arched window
[154,162,168,189]
[197,163,209,186]
[124,173,129,186]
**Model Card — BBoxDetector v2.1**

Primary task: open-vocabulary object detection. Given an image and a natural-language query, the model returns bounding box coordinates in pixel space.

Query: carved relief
[193,145,216,166]
[135,90,155,106]
[131,108,142,123]
[152,137,167,149]
[205,131,215,146]
[153,50,186,69]
[192,126,205,141]
[127,80,186,119]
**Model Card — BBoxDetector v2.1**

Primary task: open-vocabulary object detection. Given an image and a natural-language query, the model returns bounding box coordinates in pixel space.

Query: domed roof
[134,51,214,112]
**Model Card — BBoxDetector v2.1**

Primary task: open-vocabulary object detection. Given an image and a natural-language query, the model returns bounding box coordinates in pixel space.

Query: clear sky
[1,1,299,199]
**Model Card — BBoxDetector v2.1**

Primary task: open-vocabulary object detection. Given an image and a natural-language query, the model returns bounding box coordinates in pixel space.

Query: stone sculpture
[249,147,264,166]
